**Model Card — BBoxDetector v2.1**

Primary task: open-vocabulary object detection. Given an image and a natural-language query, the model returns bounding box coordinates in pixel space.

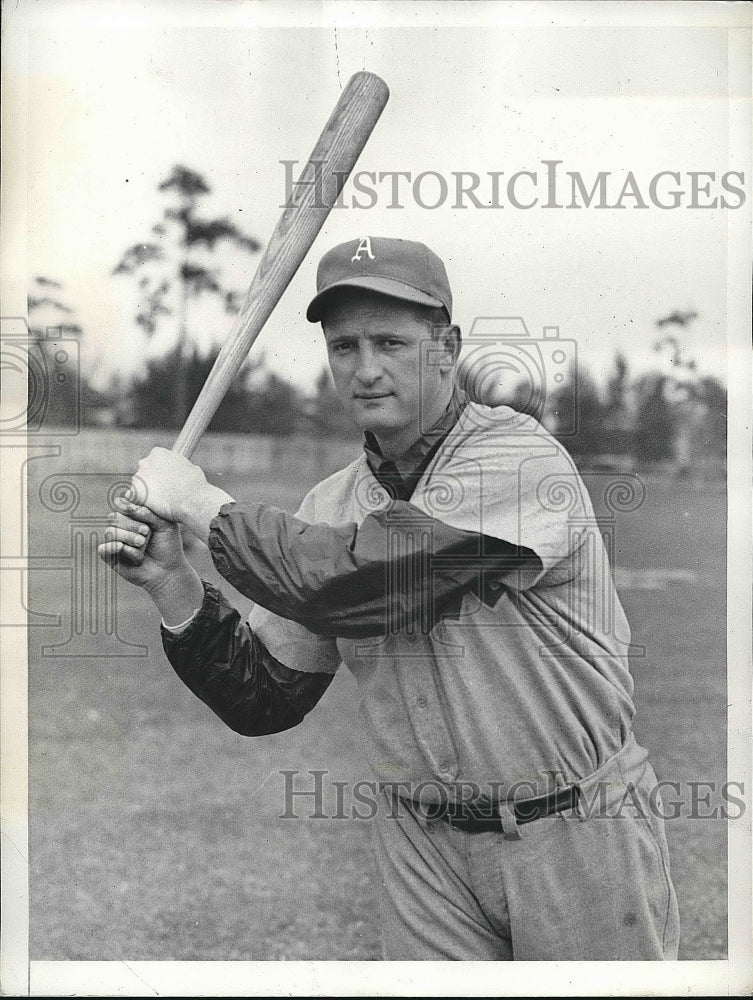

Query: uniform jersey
[217,402,636,795]
[159,394,678,962]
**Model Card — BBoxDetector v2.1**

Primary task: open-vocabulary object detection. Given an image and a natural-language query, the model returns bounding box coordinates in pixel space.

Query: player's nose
[353,344,382,385]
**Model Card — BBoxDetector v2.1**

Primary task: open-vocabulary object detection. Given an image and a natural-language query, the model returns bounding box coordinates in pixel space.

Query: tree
[649,308,727,468]
[126,343,304,435]
[652,310,699,398]
[601,352,634,457]
[243,368,305,436]
[549,363,609,458]
[605,351,629,418]
[113,165,261,425]
[695,375,727,458]
[305,367,361,439]
[28,275,83,336]
[632,373,676,463]
[655,309,698,329]
[509,379,547,422]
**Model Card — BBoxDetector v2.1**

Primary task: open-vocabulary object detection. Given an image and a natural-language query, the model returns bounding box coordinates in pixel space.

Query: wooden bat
[172,71,390,459]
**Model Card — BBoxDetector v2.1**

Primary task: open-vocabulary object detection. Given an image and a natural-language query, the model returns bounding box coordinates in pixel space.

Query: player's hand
[97,497,190,594]
[128,447,210,522]
[128,448,233,542]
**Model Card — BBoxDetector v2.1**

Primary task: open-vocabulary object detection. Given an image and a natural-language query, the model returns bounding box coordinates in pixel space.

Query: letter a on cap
[351,237,375,263]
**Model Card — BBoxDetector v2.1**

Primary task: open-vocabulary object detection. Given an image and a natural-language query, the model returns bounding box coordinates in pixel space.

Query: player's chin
[350,395,399,425]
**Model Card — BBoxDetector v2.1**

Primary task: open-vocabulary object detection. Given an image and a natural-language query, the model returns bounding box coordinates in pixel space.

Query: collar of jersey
[363,387,468,499]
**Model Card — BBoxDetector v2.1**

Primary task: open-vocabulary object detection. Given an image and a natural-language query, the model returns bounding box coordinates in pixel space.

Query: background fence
[36,426,725,484]
[39,427,364,482]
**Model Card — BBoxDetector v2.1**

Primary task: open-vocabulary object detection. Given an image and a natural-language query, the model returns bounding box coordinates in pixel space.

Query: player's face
[322,290,456,455]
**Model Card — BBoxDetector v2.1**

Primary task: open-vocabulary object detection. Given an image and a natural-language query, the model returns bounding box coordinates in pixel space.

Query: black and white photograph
[1,1,751,995]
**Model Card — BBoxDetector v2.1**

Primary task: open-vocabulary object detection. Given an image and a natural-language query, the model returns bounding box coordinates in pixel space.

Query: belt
[400,784,581,834]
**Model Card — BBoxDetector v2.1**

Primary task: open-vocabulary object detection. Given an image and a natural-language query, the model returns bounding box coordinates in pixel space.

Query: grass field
[26,447,728,961]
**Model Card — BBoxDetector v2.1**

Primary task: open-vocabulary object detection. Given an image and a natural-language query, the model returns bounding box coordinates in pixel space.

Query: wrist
[145,565,205,624]
[179,483,234,543]
[143,562,195,595]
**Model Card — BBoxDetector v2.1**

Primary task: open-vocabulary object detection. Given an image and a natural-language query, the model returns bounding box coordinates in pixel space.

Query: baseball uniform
[162,395,680,960]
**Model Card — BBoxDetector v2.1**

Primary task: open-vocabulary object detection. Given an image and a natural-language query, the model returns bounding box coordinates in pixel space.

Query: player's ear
[438,324,461,371]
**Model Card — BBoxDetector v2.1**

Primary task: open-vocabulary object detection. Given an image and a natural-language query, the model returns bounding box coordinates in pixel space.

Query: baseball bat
[172,71,390,459]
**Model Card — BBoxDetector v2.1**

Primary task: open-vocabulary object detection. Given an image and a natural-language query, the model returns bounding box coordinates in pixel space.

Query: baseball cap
[306,236,453,323]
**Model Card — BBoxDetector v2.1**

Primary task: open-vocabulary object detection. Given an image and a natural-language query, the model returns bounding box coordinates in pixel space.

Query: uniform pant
[373,736,680,960]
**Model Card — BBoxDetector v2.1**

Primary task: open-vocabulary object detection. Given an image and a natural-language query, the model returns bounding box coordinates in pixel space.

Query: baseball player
[99,236,680,960]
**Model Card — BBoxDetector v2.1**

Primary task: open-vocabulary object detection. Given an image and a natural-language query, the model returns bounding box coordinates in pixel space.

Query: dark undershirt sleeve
[160,581,334,736]
[207,500,540,639]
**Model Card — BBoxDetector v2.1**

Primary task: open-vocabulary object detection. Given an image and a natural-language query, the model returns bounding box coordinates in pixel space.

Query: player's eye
[329,340,354,354]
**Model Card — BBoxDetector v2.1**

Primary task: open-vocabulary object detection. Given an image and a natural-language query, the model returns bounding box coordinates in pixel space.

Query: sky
[3,0,751,395]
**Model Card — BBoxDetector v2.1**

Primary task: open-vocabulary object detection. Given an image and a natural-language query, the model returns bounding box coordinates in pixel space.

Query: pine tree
[113,165,260,425]
[549,363,609,458]
[633,374,676,463]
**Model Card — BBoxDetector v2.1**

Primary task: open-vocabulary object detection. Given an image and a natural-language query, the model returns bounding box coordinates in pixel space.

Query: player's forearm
[207,500,538,638]
[145,565,206,627]
[161,581,332,736]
